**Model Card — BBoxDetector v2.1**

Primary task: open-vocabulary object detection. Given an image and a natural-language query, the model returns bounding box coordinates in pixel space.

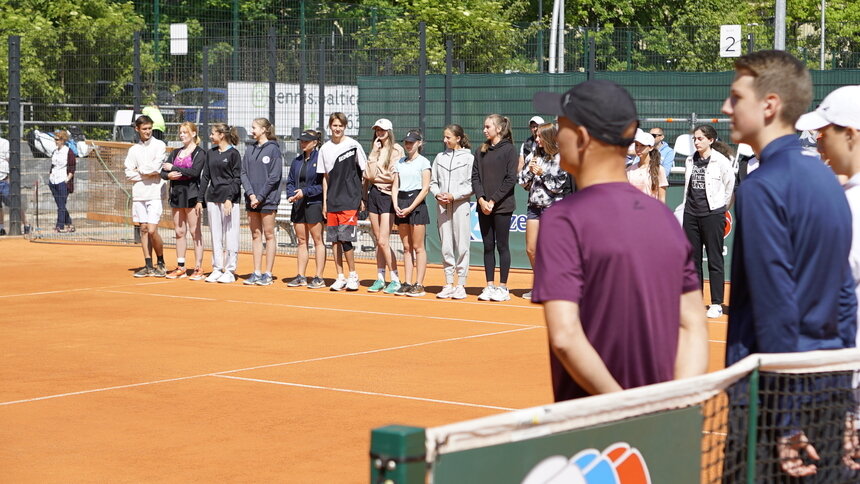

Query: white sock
[177,257,185,266]
[349,271,358,279]
[391,271,400,283]
[337,273,345,280]
[377,269,385,280]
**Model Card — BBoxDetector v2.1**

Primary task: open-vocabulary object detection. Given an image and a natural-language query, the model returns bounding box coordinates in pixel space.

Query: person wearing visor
[530,79,708,402]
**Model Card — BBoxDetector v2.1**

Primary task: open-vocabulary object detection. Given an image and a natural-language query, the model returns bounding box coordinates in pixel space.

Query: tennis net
[370,349,860,483]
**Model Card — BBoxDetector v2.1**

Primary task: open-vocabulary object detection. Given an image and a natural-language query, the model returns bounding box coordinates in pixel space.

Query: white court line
[0,327,538,406]
[101,289,218,302]
[0,280,170,299]
[213,374,516,411]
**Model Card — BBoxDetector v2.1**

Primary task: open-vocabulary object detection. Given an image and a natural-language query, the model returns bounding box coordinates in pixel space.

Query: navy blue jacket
[727,135,857,366]
[240,140,283,211]
[285,150,323,205]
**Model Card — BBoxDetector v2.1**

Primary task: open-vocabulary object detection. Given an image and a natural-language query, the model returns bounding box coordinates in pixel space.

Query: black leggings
[683,211,725,305]
[478,212,511,284]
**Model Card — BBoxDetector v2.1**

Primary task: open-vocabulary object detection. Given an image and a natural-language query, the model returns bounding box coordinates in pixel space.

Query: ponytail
[480,114,513,153]
[254,117,277,141]
[445,124,471,149]
[211,123,240,146]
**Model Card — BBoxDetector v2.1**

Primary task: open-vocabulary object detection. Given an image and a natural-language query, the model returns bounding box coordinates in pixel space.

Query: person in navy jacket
[285,129,326,289]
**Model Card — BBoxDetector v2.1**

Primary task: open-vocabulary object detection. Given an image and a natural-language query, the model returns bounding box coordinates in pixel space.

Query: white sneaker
[437,284,454,299]
[522,290,532,301]
[346,273,360,291]
[706,304,723,319]
[330,277,347,291]
[205,269,224,283]
[217,271,236,284]
[490,286,510,302]
[478,285,496,301]
[451,285,467,300]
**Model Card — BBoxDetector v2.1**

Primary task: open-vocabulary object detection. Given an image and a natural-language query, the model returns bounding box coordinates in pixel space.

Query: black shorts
[367,185,393,215]
[291,201,324,224]
[395,190,430,225]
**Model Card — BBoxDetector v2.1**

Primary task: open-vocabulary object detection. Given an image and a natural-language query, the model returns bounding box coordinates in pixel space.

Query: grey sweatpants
[436,199,471,285]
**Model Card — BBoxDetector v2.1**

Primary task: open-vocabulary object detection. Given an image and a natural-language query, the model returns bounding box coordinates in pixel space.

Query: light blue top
[395,154,431,192]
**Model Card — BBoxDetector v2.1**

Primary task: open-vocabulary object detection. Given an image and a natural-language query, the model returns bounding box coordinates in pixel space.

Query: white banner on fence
[170,24,188,56]
[227,82,359,137]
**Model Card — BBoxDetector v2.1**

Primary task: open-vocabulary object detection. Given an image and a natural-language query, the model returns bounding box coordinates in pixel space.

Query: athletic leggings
[478,212,511,284]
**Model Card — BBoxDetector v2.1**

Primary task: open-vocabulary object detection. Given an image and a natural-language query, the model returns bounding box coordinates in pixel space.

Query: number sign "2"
[720,25,742,58]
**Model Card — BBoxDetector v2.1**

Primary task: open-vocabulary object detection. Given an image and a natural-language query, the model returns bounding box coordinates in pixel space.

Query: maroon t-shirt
[532,182,699,401]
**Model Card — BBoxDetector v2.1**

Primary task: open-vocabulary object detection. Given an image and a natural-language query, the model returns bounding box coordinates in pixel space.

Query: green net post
[746,363,760,484]
[369,425,425,484]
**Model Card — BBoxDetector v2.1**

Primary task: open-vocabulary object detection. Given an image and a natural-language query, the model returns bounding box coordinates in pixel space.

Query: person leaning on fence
[518,115,545,172]
[318,112,368,292]
[518,122,571,301]
[648,126,676,178]
[472,114,518,302]
[48,130,76,234]
[0,135,9,235]
[530,79,708,402]
[364,118,404,294]
[391,130,431,297]
[125,115,168,277]
[200,123,242,284]
[721,50,858,482]
[285,129,326,289]
[430,124,474,300]
[161,121,206,280]
[626,129,668,202]
[241,117,283,287]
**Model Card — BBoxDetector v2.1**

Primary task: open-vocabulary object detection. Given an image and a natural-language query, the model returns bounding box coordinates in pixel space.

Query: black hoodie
[471,139,518,214]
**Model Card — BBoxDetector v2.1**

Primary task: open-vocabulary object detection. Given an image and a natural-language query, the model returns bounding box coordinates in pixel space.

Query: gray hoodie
[240,140,283,210]
[430,148,474,203]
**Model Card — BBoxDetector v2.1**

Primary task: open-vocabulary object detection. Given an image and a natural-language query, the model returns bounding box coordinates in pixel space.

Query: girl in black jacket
[471,114,518,302]
[200,123,242,283]
[161,121,206,280]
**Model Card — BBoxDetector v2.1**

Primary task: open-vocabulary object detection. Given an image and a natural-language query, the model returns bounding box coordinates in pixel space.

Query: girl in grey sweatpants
[430,124,474,300]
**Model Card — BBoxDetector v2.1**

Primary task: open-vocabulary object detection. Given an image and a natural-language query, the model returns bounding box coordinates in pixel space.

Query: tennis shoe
[436,285,454,299]
[205,269,224,283]
[216,271,235,284]
[330,277,347,291]
[165,267,187,279]
[188,268,205,281]
[368,279,386,292]
[522,290,532,301]
[346,274,360,291]
[256,273,273,286]
[153,263,167,278]
[407,284,426,297]
[307,277,326,289]
[383,280,401,294]
[490,286,510,302]
[451,285,467,300]
[395,283,412,296]
[244,273,261,285]
[707,304,723,319]
[478,285,496,301]
[133,266,154,278]
[287,275,307,287]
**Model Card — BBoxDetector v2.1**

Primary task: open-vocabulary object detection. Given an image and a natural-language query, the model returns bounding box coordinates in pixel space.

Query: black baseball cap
[403,130,423,142]
[532,80,638,147]
[299,129,320,141]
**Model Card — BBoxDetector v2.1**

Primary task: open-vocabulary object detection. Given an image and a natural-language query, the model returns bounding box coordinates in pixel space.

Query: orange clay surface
[0,238,726,482]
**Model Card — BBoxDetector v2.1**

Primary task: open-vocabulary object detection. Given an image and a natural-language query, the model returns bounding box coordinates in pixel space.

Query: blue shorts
[0,181,9,207]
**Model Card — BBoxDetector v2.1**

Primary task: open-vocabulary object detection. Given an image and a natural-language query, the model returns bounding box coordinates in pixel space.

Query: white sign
[227,82,359,137]
[719,25,742,58]
[170,24,188,55]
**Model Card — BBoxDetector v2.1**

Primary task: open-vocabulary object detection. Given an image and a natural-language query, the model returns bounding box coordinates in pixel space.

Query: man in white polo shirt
[125,115,167,277]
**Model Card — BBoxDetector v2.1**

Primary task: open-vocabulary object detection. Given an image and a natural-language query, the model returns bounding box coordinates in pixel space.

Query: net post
[369,425,425,483]
[745,361,760,484]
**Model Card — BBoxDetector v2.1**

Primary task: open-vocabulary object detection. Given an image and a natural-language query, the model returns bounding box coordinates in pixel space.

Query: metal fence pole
[268,27,276,126]
[418,22,427,135]
[299,14,307,132]
[318,38,325,135]
[8,36,22,236]
[232,0,240,80]
[445,39,453,126]
[587,37,596,80]
[133,32,142,115]
[747,33,755,54]
[202,45,209,149]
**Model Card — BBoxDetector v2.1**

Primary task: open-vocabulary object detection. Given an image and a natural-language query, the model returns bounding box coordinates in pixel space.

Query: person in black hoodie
[285,129,326,289]
[161,121,206,280]
[240,117,283,286]
[200,123,242,284]
[472,114,518,302]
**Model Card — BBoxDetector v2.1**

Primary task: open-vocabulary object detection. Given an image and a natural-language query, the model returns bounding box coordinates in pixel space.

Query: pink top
[626,163,668,199]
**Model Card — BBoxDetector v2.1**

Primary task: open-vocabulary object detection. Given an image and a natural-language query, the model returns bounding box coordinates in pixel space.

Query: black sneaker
[133,266,154,278]
[395,283,412,296]
[407,284,426,297]
[0,228,6,236]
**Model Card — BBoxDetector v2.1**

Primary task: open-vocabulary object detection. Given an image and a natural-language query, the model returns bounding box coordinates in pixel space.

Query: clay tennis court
[0,238,727,482]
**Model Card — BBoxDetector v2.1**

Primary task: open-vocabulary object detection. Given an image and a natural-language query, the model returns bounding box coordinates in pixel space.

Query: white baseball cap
[529,116,546,125]
[372,118,393,131]
[634,128,655,146]
[795,85,860,131]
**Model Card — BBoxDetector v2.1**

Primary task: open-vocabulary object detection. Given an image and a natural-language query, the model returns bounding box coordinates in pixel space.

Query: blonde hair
[373,128,398,170]
[253,118,277,140]
[480,114,513,153]
[179,121,201,145]
[54,130,70,143]
[536,123,558,158]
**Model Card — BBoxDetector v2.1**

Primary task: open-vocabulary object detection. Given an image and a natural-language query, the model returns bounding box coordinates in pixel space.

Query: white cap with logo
[372,118,393,131]
[795,85,860,131]
[529,116,546,126]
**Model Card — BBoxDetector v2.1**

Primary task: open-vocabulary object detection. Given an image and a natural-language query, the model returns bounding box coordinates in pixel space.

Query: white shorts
[132,200,163,225]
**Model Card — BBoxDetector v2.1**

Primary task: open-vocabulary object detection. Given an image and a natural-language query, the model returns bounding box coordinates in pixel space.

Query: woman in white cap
[626,129,668,202]
[365,118,404,294]
[519,115,545,170]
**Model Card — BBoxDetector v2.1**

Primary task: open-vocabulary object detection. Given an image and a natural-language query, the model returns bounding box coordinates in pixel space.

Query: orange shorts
[326,210,358,227]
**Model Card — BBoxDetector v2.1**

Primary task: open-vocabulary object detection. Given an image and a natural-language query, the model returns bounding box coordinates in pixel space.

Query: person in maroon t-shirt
[531,80,708,401]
